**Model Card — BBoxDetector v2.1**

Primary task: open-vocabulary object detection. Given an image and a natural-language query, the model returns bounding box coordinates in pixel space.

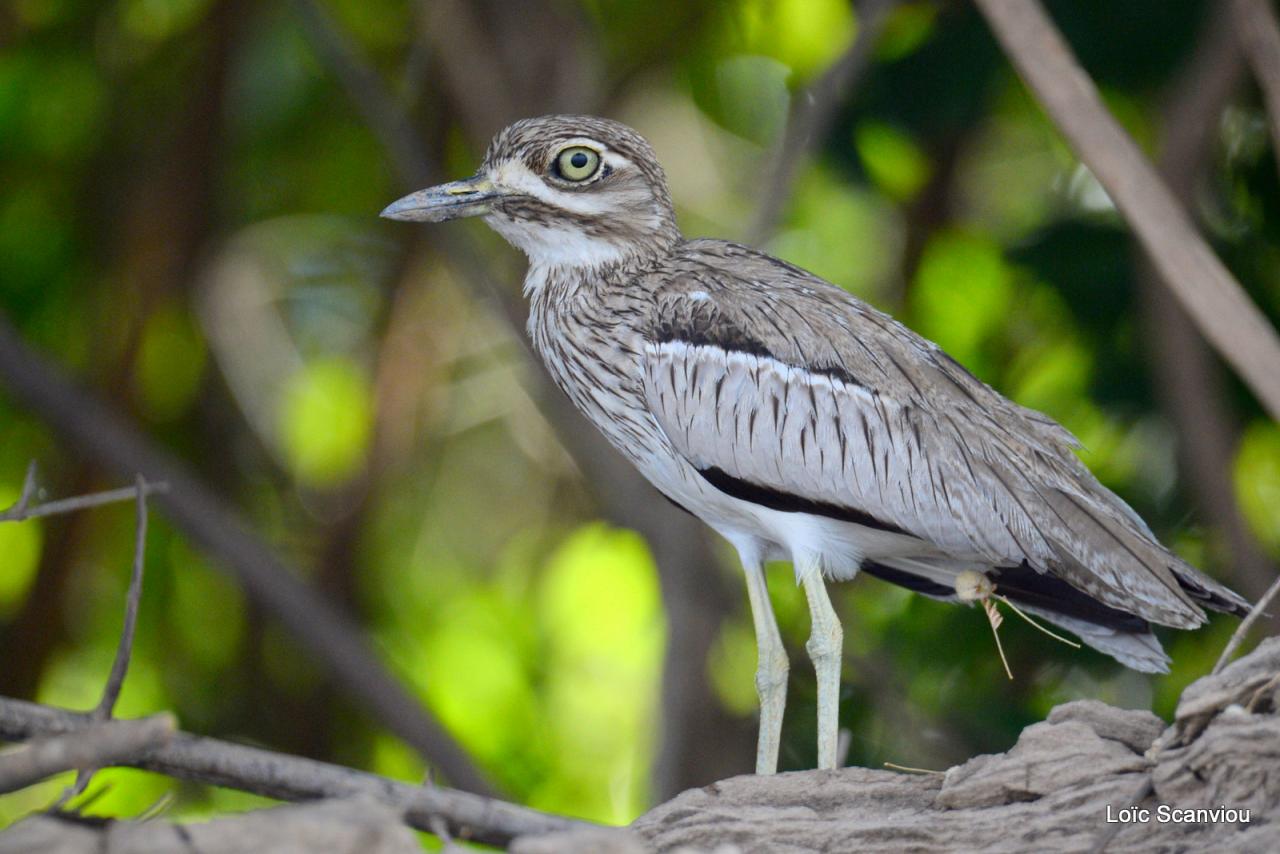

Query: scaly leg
[739,550,788,775]
[801,564,843,770]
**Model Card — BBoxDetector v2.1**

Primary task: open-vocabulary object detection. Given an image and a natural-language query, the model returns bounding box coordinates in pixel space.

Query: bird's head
[381,115,681,270]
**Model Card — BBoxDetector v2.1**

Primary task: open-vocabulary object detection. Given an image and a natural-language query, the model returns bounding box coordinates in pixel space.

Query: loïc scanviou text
[1106,804,1251,824]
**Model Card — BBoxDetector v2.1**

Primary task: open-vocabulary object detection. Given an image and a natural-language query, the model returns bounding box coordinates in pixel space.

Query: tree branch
[1213,571,1280,674]
[973,0,1280,421]
[0,713,175,796]
[749,0,898,244]
[0,474,168,523]
[0,697,591,848]
[0,313,494,797]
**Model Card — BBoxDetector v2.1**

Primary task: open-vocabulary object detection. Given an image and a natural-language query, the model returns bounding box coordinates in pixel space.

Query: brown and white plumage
[382,114,1249,773]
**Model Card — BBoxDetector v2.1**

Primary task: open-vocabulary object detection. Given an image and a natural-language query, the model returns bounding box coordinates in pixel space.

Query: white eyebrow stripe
[490,152,636,217]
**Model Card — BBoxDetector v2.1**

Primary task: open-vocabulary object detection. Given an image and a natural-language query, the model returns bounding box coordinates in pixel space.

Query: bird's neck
[487,209,680,296]
[524,242,673,339]
[521,234,677,298]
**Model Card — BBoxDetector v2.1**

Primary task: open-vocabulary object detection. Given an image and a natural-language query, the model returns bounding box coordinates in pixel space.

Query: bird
[381,114,1250,775]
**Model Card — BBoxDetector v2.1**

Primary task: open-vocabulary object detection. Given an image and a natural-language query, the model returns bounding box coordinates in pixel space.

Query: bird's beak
[379,174,500,222]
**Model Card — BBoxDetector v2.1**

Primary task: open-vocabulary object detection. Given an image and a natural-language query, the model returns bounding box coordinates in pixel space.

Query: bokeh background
[1,0,1278,837]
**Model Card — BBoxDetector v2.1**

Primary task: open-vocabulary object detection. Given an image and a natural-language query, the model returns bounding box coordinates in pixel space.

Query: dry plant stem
[749,0,898,243]
[95,475,149,721]
[0,714,175,795]
[61,476,152,804]
[9,459,38,515]
[882,761,942,775]
[973,0,1280,420]
[0,698,590,848]
[981,600,1014,680]
[1233,0,1280,178]
[1213,572,1280,674]
[0,480,168,523]
[0,316,493,798]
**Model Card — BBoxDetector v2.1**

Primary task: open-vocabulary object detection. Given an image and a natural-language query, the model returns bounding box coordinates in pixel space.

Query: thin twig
[982,599,1014,680]
[973,0,1280,421]
[54,476,152,804]
[0,480,168,523]
[1213,572,1280,674]
[8,459,39,516]
[1233,0,1280,179]
[0,697,591,848]
[996,596,1081,649]
[882,761,943,775]
[0,714,175,796]
[749,0,898,244]
[94,474,150,720]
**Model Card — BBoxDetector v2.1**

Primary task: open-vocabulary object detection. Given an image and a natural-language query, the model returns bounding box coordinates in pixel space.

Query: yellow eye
[554,146,602,182]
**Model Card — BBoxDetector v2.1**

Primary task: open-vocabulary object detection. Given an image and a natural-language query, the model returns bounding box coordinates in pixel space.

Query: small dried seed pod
[955,570,995,603]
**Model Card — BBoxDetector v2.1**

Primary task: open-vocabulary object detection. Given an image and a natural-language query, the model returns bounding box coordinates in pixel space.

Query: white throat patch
[484,154,639,272]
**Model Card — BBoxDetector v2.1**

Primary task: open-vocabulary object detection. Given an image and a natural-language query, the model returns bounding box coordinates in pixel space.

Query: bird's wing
[639,240,1243,627]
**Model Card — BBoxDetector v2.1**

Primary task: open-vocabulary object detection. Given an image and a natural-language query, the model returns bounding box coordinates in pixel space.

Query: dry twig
[973,0,1280,421]
[1213,572,1280,675]
[94,475,150,722]
[52,476,155,804]
[0,466,167,524]
[0,697,590,848]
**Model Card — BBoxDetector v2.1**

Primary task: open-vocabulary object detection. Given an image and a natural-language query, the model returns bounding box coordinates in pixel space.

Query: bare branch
[749,0,898,244]
[973,0,1280,421]
[0,315,494,798]
[0,478,167,524]
[1233,0,1280,178]
[0,714,175,796]
[9,459,39,516]
[94,475,150,721]
[54,476,154,804]
[1213,572,1280,674]
[0,698,591,848]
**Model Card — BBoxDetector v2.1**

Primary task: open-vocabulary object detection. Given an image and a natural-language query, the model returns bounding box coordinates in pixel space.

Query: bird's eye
[553,146,602,182]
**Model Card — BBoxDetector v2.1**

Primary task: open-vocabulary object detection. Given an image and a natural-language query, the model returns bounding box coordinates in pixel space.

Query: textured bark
[3,640,1277,852]
[0,799,422,854]
[519,638,1280,853]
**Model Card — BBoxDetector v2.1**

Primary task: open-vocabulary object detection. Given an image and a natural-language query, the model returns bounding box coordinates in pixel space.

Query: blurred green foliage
[0,0,1278,842]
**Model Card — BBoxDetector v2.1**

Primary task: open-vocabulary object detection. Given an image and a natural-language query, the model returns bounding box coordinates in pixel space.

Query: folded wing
[638,240,1248,629]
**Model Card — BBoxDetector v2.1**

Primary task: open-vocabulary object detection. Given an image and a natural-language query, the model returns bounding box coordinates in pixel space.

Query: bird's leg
[801,566,843,770]
[741,556,788,774]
